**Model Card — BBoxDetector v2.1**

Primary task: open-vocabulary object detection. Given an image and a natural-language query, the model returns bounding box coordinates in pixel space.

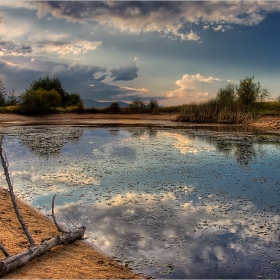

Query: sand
[0,187,144,279]
[0,113,280,133]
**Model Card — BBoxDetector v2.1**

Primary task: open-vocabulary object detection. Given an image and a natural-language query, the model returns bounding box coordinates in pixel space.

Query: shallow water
[1,125,280,278]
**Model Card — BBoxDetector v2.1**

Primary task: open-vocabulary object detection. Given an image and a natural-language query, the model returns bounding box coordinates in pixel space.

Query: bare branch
[0,243,10,258]
[65,214,78,229]
[0,136,35,246]
[52,195,66,234]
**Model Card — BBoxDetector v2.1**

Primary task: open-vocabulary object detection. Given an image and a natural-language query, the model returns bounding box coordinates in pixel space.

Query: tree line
[0,75,279,120]
[0,76,82,114]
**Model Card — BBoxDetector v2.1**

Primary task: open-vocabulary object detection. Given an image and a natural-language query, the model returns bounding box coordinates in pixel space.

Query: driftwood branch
[0,136,87,277]
[0,136,35,246]
[0,227,86,277]
[0,243,10,258]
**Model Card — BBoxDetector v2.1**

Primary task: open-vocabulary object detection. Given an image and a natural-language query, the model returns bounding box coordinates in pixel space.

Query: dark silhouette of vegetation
[107,102,121,113]
[128,98,146,113]
[148,99,159,113]
[5,90,18,106]
[67,93,83,107]
[27,76,69,107]
[19,88,61,114]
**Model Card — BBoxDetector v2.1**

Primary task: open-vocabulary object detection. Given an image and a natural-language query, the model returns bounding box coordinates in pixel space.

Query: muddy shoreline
[0,113,280,134]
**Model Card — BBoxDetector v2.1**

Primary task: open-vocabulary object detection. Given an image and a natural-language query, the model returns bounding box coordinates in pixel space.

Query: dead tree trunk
[0,227,85,276]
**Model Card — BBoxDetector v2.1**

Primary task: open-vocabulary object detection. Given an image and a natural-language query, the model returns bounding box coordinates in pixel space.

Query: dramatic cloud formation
[31,1,280,40]
[167,73,222,101]
[110,61,139,82]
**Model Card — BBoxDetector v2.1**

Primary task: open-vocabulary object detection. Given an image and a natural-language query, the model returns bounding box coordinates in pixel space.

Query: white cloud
[213,25,223,31]
[36,39,101,57]
[113,87,149,98]
[184,30,200,41]
[30,31,71,42]
[166,73,221,102]
[120,86,148,92]
[213,25,233,32]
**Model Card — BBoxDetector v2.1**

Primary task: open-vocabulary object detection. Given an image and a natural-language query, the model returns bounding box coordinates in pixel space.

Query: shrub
[107,102,121,113]
[148,99,159,113]
[236,76,269,107]
[129,98,146,113]
[27,76,69,107]
[67,93,83,106]
[19,88,61,114]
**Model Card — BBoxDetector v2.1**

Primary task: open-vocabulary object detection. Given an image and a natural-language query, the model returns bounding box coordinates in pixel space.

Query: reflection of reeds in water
[177,100,255,124]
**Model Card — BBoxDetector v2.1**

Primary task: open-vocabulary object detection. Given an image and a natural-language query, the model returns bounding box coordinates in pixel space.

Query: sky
[0,1,279,106]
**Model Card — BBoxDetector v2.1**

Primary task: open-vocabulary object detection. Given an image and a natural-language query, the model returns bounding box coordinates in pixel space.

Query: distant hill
[82,99,130,109]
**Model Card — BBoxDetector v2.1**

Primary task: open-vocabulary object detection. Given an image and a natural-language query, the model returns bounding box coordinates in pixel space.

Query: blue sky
[0,1,279,106]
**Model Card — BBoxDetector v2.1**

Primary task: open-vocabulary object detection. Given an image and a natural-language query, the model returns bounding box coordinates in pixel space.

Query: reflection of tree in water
[148,128,158,138]
[109,129,119,136]
[214,140,260,166]
[16,126,83,157]
[181,128,271,166]
[126,128,146,138]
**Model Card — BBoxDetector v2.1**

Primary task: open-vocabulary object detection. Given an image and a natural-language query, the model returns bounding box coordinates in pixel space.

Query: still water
[1,125,280,278]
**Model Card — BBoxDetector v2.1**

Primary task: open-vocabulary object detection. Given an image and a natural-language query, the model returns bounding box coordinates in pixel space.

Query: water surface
[1,125,280,278]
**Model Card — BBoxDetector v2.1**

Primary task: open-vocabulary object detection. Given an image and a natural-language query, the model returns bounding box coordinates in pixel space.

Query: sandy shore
[1,113,280,133]
[0,188,144,279]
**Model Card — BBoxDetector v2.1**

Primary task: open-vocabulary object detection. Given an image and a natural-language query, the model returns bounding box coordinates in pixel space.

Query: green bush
[67,93,83,106]
[27,76,69,107]
[19,88,61,114]
[236,76,269,107]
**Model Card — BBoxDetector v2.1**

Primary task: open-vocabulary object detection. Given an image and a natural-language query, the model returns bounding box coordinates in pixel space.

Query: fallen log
[0,226,85,277]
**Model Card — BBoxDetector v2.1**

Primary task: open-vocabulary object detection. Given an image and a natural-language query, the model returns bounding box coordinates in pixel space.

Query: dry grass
[0,187,143,279]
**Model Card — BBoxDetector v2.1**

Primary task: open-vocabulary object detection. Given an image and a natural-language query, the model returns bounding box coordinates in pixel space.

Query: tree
[216,83,236,105]
[67,93,83,106]
[148,99,159,113]
[0,78,6,107]
[27,76,69,107]
[129,98,146,113]
[5,90,18,106]
[19,88,61,114]
[236,76,269,106]
[107,102,121,113]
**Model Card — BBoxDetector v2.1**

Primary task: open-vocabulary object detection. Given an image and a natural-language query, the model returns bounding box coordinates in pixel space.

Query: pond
[1,125,280,279]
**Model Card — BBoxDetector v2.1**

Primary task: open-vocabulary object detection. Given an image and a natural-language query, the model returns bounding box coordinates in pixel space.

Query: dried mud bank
[0,188,143,279]
[0,113,280,134]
